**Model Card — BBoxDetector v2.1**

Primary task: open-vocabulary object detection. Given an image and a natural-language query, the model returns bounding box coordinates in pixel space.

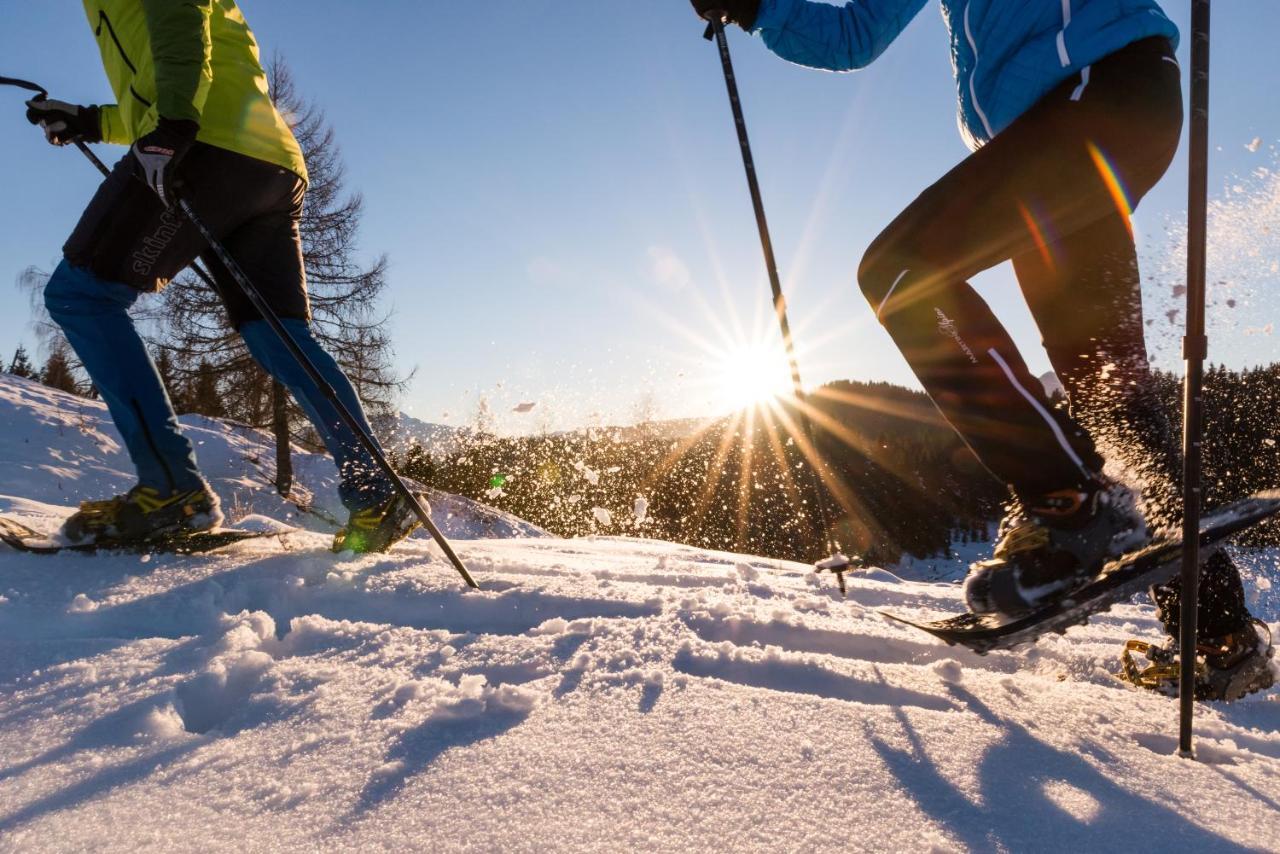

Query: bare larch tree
[154,57,405,496]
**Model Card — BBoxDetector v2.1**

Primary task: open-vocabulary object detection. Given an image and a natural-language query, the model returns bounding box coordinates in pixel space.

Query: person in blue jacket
[690,0,1271,700]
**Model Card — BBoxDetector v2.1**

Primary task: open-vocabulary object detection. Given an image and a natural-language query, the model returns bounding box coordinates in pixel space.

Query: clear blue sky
[2,2,1277,433]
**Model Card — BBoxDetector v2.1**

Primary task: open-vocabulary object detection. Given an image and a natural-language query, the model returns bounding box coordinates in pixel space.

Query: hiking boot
[964,480,1148,617]
[1119,620,1275,701]
[332,491,428,554]
[62,485,223,544]
[1200,620,1276,701]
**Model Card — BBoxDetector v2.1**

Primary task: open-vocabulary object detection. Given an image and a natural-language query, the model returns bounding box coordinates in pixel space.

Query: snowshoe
[62,484,223,545]
[964,480,1148,617]
[332,491,428,554]
[1120,619,1276,702]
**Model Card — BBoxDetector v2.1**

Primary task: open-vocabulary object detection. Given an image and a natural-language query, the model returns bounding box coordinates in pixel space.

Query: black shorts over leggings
[63,142,309,328]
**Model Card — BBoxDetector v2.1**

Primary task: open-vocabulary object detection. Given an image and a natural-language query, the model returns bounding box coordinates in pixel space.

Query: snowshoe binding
[964,480,1149,618]
[332,491,428,554]
[1120,619,1276,702]
[62,484,223,545]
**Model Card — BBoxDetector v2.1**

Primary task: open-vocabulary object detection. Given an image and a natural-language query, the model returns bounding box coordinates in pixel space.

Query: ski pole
[1178,0,1212,760]
[1,74,223,294]
[702,16,847,573]
[176,197,479,589]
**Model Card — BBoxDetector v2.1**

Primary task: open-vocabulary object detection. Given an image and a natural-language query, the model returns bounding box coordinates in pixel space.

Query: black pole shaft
[177,198,478,589]
[1179,0,1211,759]
[707,18,838,557]
[709,20,804,397]
[73,139,111,175]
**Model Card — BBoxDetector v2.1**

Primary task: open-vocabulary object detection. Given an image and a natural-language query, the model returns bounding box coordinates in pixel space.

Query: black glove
[25,99,102,146]
[131,118,199,206]
[690,0,761,29]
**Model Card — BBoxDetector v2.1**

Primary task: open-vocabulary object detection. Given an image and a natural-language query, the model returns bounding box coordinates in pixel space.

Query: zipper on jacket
[962,3,995,140]
[1056,0,1073,67]
[94,10,154,109]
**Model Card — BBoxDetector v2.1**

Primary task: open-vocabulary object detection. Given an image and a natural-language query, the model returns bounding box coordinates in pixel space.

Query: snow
[893,529,996,582]
[573,461,601,486]
[0,374,545,542]
[633,496,649,526]
[3,374,1280,851]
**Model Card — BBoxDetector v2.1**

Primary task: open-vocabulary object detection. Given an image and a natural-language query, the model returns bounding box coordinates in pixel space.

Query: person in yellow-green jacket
[25,0,423,553]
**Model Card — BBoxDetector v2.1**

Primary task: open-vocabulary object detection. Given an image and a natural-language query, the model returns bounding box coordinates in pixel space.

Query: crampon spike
[1119,639,1204,695]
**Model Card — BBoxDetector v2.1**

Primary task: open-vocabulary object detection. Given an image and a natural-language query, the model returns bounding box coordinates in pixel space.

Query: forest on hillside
[402,366,1280,564]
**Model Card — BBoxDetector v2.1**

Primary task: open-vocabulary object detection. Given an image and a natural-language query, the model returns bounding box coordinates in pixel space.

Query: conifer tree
[7,345,35,379]
[39,342,80,393]
[189,361,224,419]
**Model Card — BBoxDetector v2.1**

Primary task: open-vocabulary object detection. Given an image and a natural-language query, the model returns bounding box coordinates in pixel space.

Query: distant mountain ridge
[388,412,462,457]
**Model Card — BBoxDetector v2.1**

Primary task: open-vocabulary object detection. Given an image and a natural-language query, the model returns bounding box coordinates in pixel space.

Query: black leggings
[857,37,1248,639]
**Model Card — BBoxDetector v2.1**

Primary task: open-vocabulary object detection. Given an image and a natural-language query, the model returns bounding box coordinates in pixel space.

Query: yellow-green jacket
[84,0,307,182]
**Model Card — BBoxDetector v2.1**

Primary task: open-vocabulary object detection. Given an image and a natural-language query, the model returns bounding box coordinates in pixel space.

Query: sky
[1,2,1277,434]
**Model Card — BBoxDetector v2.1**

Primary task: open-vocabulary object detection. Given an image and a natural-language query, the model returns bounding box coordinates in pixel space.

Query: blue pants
[44,261,392,510]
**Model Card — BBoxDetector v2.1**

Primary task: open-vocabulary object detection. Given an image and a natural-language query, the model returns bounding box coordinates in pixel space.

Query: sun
[714,340,794,412]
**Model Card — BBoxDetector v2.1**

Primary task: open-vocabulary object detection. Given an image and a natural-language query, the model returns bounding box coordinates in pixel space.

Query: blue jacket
[750,0,1179,149]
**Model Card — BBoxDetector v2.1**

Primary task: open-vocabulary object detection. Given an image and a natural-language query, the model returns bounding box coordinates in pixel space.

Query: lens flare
[1087,141,1134,237]
[714,339,793,412]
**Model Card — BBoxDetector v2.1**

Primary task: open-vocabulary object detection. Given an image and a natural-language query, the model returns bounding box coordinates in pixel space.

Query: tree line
[398,379,1006,566]
[4,341,83,395]
[398,366,1280,564]
[13,317,1279,562]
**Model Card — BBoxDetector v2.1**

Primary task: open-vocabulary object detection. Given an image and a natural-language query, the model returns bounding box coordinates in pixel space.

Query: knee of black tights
[857,247,919,324]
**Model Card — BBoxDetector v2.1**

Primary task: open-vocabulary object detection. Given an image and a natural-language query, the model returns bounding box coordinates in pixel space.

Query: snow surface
[0,375,545,542]
[3,375,1280,852]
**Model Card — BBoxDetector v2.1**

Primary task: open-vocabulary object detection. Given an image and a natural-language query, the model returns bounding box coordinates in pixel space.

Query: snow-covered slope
[0,374,544,541]
[3,376,1280,852]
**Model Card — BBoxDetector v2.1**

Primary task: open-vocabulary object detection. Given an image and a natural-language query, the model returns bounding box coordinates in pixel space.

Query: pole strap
[0,75,48,98]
